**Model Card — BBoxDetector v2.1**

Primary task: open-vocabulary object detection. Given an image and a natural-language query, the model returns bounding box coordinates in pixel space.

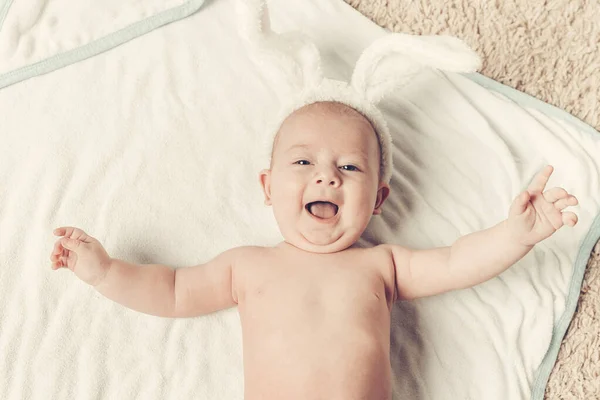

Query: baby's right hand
[50,227,112,286]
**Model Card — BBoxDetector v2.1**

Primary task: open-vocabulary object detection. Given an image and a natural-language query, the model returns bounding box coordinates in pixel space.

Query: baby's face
[259,102,390,253]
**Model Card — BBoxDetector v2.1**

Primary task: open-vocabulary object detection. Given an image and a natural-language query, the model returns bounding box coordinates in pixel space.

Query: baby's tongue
[309,202,337,219]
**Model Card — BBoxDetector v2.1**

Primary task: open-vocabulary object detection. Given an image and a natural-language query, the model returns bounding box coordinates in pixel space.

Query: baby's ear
[259,169,273,206]
[373,182,390,215]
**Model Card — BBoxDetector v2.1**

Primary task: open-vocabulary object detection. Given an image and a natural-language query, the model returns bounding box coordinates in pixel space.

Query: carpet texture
[345,0,600,398]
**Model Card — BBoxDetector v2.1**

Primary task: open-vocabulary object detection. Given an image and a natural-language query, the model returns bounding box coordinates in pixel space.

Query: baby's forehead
[275,102,376,145]
[290,101,370,125]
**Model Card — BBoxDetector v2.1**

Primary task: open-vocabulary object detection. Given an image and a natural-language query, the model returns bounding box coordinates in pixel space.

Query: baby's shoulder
[224,245,275,269]
[353,243,395,259]
[343,244,396,272]
[227,245,267,260]
[227,246,273,288]
[370,243,411,259]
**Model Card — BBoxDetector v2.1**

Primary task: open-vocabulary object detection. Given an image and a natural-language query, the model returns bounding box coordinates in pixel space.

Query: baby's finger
[50,240,63,258]
[60,237,85,251]
[51,260,66,270]
[562,211,578,227]
[54,226,80,237]
[543,187,568,203]
[527,165,553,194]
[554,196,578,211]
[50,245,65,260]
[54,226,90,242]
[53,227,67,236]
[509,190,530,216]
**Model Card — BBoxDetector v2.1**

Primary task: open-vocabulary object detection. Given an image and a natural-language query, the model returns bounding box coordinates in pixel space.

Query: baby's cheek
[358,189,377,208]
[271,182,302,210]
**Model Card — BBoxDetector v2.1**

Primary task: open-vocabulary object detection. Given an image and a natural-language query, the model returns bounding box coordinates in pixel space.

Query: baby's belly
[238,289,393,400]
[242,330,392,400]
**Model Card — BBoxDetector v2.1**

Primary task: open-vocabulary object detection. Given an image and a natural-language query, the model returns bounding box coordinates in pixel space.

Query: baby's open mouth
[305,201,339,219]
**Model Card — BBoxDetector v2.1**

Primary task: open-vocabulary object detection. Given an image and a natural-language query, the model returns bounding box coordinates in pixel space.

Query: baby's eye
[340,165,359,171]
[295,160,311,165]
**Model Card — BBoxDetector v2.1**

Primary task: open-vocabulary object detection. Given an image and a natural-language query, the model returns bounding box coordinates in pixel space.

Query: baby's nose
[316,172,340,187]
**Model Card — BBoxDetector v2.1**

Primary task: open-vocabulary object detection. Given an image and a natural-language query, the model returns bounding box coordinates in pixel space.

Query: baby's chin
[285,231,360,254]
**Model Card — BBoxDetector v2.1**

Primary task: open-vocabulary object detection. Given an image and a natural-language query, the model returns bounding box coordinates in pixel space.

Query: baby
[50,101,579,400]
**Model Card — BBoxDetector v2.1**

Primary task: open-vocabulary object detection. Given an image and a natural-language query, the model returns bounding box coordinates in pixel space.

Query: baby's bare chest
[233,247,395,399]
[235,248,395,336]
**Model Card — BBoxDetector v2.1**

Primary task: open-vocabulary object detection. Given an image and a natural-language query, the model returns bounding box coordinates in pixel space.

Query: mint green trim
[0,0,206,89]
[461,72,600,399]
[0,0,14,33]
[463,72,600,138]
[531,214,600,399]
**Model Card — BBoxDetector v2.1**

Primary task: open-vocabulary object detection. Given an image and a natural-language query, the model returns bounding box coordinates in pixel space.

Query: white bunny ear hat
[236,0,482,183]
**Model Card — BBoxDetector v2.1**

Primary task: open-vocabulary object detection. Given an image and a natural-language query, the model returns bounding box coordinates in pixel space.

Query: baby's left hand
[507,165,579,246]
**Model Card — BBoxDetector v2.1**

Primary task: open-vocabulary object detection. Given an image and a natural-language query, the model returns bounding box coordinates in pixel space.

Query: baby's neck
[276,240,362,255]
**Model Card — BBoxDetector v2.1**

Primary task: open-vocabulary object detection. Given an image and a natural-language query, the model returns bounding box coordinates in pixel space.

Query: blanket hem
[531,214,600,399]
[462,72,600,400]
[0,0,206,89]
[464,73,600,139]
[0,0,13,33]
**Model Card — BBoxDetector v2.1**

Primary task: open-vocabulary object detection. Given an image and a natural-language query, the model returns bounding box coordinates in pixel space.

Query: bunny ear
[351,33,482,103]
[235,0,323,93]
[234,0,270,44]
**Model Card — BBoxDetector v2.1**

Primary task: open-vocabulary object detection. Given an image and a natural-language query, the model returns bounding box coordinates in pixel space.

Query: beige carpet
[345,0,600,398]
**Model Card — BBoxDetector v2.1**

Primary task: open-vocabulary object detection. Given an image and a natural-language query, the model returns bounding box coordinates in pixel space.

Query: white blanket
[1,0,599,399]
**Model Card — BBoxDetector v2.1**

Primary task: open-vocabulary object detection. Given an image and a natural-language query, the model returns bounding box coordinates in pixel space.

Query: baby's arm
[390,220,531,300]
[51,227,243,318]
[390,166,578,301]
[95,248,242,318]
